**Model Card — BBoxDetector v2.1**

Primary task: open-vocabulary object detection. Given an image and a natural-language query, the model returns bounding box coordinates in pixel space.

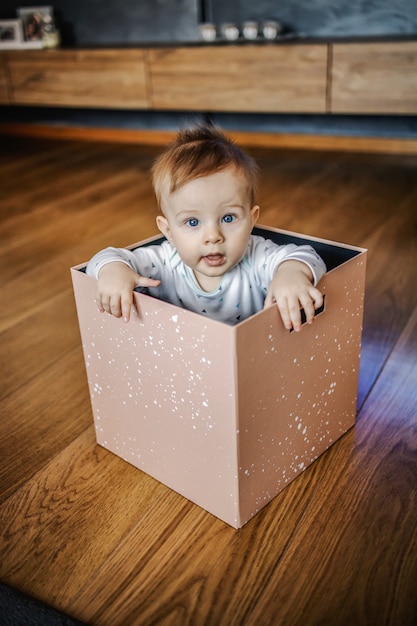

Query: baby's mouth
[203,254,226,267]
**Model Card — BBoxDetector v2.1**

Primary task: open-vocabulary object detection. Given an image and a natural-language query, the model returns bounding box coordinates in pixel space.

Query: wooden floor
[1,134,417,626]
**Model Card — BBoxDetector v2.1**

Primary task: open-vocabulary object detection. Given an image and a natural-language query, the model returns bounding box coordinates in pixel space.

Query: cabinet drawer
[7,49,150,109]
[149,45,328,113]
[331,42,417,114]
[0,54,10,104]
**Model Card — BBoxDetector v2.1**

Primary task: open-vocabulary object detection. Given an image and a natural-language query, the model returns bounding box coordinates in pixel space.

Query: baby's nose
[204,225,223,243]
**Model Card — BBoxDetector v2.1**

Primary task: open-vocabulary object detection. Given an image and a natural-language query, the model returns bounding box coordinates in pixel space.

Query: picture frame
[0,19,24,48]
[17,5,53,42]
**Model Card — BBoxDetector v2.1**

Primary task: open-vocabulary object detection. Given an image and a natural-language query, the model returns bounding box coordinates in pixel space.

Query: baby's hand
[96,262,160,321]
[264,260,323,332]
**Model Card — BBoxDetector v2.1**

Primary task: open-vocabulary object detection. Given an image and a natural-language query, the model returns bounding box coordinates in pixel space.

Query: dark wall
[0,0,200,45]
[207,0,417,38]
[1,0,417,45]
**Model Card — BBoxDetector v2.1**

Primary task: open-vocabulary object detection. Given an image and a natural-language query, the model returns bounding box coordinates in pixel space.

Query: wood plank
[0,53,11,103]
[0,290,79,402]
[357,188,417,407]
[0,141,130,219]
[0,427,171,604]
[0,205,157,333]
[148,45,328,113]
[247,303,417,626]
[2,122,417,156]
[7,49,150,109]
[259,151,417,242]
[0,348,91,502]
[331,41,417,114]
[0,136,157,218]
[0,172,153,282]
[58,306,417,625]
[258,152,417,407]
[0,226,162,334]
[0,140,84,189]
[0,136,416,626]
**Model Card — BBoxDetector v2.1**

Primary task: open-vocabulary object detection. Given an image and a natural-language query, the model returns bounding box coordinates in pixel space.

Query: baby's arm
[96,262,160,322]
[264,260,323,332]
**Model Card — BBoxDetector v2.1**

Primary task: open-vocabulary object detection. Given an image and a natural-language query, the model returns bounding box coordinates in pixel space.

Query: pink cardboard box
[71,226,367,528]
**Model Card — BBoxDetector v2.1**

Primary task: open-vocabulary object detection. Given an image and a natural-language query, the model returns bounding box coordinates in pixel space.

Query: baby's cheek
[178,250,197,269]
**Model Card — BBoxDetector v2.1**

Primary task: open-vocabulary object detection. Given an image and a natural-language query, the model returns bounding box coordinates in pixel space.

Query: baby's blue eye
[222,214,236,223]
[186,218,199,227]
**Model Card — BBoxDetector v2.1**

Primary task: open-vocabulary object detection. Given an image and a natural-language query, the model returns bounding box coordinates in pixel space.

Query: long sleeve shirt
[86,235,327,325]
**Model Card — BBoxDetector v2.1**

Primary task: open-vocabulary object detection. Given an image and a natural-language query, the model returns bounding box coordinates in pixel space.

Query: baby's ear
[156,215,172,241]
[251,205,260,225]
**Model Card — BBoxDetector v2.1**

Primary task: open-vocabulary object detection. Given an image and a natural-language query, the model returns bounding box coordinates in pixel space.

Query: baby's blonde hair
[151,124,259,210]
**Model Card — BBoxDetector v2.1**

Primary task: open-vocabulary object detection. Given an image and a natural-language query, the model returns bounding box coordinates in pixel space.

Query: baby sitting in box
[87,124,326,329]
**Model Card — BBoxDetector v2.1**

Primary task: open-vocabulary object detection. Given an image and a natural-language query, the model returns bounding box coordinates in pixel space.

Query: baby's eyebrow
[175,210,200,219]
[221,205,248,214]
[173,203,247,219]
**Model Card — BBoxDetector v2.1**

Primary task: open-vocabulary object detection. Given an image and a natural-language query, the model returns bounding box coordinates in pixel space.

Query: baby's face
[156,169,259,292]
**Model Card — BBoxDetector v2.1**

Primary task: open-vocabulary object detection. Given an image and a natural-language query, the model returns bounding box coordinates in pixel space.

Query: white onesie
[86,235,326,325]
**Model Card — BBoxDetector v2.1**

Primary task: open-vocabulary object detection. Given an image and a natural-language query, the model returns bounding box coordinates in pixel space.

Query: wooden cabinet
[6,49,149,109]
[148,45,328,113]
[330,41,417,114]
[1,42,416,116]
[0,55,10,104]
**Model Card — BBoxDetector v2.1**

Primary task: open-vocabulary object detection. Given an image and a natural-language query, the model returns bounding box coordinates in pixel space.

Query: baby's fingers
[300,298,316,326]
[120,290,134,322]
[121,278,161,321]
[95,289,129,320]
[278,295,303,332]
[135,276,161,289]
[297,288,324,327]
[96,294,105,314]
[264,290,304,331]
[96,289,111,315]
[263,290,276,310]
[311,286,324,310]
[122,276,160,322]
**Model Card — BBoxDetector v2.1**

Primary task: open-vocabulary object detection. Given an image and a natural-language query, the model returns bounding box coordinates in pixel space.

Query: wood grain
[148,45,328,112]
[6,49,150,109]
[0,135,416,625]
[331,41,417,114]
[1,40,416,116]
[0,54,10,103]
[2,122,417,156]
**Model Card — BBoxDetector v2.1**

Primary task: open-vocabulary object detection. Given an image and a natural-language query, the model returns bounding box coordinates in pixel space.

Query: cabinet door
[148,45,328,113]
[0,54,10,104]
[7,49,149,109]
[331,42,417,114]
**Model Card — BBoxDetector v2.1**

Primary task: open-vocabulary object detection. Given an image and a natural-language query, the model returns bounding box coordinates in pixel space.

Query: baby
[86,124,326,330]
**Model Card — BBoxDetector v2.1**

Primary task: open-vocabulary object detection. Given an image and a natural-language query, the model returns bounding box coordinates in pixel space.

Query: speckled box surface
[71,226,367,528]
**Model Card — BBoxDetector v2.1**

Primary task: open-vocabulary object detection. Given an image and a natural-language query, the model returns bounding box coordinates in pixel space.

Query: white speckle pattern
[72,232,366,528]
